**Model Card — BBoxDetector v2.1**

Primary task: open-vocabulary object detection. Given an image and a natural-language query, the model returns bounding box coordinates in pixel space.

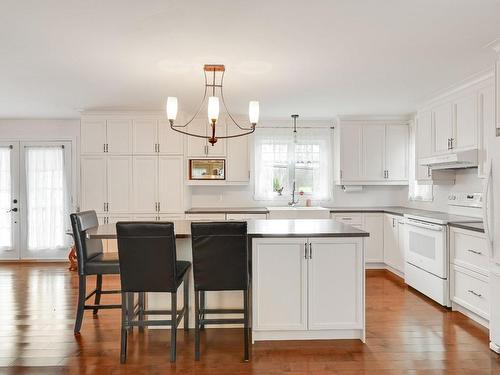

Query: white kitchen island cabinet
[87,219,367,343]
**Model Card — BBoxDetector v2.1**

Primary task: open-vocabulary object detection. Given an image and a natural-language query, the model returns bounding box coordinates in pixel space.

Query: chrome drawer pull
[468,290,482,297]
[467,249,482,255]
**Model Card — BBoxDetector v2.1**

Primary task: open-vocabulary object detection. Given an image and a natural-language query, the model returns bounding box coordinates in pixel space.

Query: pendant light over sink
[166,64,260,145]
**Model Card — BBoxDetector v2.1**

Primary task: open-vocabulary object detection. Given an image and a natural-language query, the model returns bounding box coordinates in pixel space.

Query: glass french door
[0,141,72,260]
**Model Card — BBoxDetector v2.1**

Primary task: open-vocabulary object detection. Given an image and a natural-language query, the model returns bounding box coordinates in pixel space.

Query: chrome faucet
[288,181,299,206]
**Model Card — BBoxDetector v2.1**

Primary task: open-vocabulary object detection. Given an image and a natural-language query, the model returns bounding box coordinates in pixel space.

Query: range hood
[418,149,478,170]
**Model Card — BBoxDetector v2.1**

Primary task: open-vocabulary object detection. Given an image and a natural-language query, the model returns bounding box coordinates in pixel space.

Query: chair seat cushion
[176,261,191,284]
[86,252,120,275]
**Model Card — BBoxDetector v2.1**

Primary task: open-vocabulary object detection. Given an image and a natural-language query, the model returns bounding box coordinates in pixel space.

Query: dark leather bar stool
[116,222,191,363]
[191,221,250,361]
[70,211,122,334]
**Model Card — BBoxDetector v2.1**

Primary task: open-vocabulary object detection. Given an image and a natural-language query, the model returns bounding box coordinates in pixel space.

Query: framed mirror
[189,159,225,180]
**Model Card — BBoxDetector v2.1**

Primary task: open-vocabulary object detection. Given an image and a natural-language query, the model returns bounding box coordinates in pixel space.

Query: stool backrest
[70,210,103,275]
[191,221,248,291]
[116,222,178,293]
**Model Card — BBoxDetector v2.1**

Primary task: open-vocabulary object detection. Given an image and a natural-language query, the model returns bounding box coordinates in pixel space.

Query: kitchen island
[87,219,368,342]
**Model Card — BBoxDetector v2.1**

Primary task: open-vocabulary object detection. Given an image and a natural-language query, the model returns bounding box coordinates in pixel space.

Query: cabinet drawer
[451,228,488,275]
[452,265,489,319]
[332,213,363,226]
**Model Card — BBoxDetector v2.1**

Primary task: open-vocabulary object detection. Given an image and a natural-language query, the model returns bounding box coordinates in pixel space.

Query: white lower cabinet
[450,227,489,326]
[383,214,405,274]
[226,213,267,220]
[185,213,226,221]
[252,237,364,341]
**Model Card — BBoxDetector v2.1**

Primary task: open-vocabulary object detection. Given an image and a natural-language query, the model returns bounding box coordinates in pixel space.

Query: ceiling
[1,0,499,119]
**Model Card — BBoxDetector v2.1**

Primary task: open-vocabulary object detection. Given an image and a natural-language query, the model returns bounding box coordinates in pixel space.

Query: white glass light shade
[249,101,259,124]
[166,97,178,121]
[208,96,219,122]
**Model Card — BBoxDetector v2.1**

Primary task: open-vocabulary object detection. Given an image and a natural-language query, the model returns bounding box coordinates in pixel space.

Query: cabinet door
[80,156,107,212]
[383,214,399,270]
[106,120,133,154]
[158,156,184,213]
[186,119,208,157]
[106,215,131,253]
[207,122,227,157]
[454,94,477,150]
[133,119,157,154]
[107,156,133,213]
[364,213,384,263]
[415,112,433,181]
[362,125,385,180]
[132,156,158,213]
[226,126,249,183]
[396,219,406,272]
[340,125,363,181]
[308,238,363,330]
[433,103,453,154]
[385,125,408,181]
[252,238,308,331]
[158,120,184,154]
[81,120,106,154]
[478,86,495,178]
[226,213,267,220]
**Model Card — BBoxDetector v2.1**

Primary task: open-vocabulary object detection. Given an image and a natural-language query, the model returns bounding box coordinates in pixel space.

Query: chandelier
[166,64,260,145]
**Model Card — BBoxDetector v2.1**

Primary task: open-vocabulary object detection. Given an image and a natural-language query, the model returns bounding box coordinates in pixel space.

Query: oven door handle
[405,219,444,231]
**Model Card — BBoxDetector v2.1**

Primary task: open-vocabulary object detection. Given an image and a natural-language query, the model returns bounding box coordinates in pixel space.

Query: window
[254,127,332,200]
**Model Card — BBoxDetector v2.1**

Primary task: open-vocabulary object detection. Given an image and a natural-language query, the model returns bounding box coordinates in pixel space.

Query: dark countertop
[448,221,485,233]
[186,207,269,214]
[88,219,369,239]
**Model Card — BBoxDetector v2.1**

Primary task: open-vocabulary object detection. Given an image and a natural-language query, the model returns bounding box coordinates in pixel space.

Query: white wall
[0,118,81,210]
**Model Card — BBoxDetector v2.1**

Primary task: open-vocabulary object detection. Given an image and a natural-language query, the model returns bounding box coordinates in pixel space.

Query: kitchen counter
[87,219,369,239]
[185,207,269,214]
[447,221,485,233]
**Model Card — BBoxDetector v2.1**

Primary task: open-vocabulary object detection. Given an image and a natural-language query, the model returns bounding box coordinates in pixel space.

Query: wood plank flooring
[0,264,499,374]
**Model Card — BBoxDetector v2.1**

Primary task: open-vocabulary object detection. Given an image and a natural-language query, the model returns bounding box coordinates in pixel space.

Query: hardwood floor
[0,264,499,374]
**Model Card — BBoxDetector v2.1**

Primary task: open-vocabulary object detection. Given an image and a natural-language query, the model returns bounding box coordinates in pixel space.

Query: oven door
[404,218,447,278]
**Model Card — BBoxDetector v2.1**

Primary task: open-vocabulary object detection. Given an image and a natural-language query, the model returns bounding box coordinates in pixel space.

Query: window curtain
[254,126,332,200]
[26,146,69,250]
[0,147,11,249]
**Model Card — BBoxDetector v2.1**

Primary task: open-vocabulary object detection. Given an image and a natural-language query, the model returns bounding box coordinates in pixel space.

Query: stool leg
[183,274,189,331]
[127,292,134,332]
[74,275,86,334]
[120,292,128,364]
[195,290,200,361]
[93,274,102,315]
[138,292,145,333]
[243,289,250,362]
[170,292,177,363]
[200,291,205,330]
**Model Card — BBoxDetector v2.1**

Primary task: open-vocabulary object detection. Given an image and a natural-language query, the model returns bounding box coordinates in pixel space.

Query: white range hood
[418,149,478,170]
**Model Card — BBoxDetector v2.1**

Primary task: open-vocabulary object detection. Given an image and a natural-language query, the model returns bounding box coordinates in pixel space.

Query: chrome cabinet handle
[468,290,482,297]
[6,208,18,213]
[309,243,312,259]
[304,243,308,259]
[467,249,483,255]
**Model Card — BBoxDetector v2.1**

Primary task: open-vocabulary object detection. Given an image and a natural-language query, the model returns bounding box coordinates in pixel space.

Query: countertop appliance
[403,193,482,307]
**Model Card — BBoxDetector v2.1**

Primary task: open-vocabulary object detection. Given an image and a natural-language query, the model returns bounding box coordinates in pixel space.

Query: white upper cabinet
[478,85,495,178]
[362,125,385,181]
[454,93,477,151]
[158,156,184,213]
[385,125,408,181]
[497,60,500,131]
[81,120,106,154]
[415,112,433,181]
[80,156,107,212]
[132,156,158,213]
[107,156,133,213]
[339,124,363,181]
[133,119,157,154]
[226,124,250,183]
[336,120,409,185]
[433,103,453,154]
[158,120,183,154]
[106,120,133,154]
[187,119,227,157]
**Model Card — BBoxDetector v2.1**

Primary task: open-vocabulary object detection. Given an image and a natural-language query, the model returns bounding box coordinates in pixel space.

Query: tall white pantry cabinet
[80,115,185,242]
